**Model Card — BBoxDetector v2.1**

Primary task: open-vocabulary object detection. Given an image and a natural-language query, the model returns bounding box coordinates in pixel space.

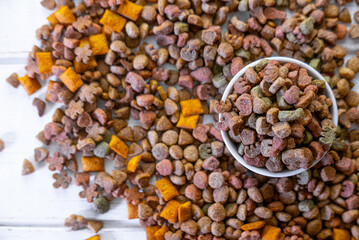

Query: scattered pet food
[8,0,359,239]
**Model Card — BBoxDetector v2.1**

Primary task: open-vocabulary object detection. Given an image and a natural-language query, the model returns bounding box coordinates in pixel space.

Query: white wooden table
[0,0,358,239]
[0,0,145,239]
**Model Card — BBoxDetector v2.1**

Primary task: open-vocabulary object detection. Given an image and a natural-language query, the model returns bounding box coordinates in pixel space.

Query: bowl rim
[220,56,339,178]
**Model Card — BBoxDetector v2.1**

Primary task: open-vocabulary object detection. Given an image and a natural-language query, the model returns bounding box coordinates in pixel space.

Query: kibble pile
[217,59,336,172]
[5,0,359,239]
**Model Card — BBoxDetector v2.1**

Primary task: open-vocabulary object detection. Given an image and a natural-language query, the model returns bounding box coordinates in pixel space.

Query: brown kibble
[64,214,87,231]
[33,98,46,117]
[208,203,226,222]
[22,159,35,175]
[53,170,72,189]
[6,73,20,88]
[349,24,359,39]
[87,220,103,233]
[34,147,48,162]
[0,139,4,152]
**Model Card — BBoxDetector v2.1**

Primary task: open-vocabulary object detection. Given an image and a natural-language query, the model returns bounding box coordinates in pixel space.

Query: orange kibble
[89,33,109,56]
[178,201,191,223]
[86,235,101,240]
[18,75,41,96]
[154,225,169,240]
[333,228,350,240]
[155,177,179,201]
[128,203,138,219]
[146,226,161,240]
[36,52,53,75]
[176,114,199,130]
[262,225,281,240]
[180,99,204,117]
[59,67,83,92]
[100,10,127,33]
[109,135,129,159]
[157,86,167,101]
[82,156,105,172]
[73,38,98,73]
[117,0,144,21]
[159,200,181,223]
[241,221,266,231]
[47,13,59,27]
[127,155,142,173]
[54,6,76,25]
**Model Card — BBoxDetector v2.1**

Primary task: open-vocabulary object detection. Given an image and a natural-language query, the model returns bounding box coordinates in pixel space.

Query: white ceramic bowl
[220,56,338,177]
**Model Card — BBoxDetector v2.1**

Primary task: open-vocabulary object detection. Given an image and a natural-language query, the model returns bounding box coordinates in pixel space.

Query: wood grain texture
[0,0,359,239]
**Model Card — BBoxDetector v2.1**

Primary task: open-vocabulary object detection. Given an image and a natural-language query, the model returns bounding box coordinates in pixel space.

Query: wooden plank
[0,226,145,240]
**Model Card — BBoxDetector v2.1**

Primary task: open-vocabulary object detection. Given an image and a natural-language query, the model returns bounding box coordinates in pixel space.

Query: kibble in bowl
[218,57,338,177]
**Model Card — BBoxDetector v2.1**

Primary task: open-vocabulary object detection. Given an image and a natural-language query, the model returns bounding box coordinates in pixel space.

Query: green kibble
[311,79,326,88]
[235,48,251,59]
[103,131,113,143]
[303,130,313,145]
[251,86,263,98]
[255,59,269,72]
[349,174,359,184]
[300,17,315,35]
[278,108,304,122]
[202,203,211,215]
[212,73,228,89]
[312,169,320,178]
[323,76,332,88]
[331,138,346,151]
[319,126,336,145]
[335,125,348,139]
[93,197,110,214]
[213,64,222,75]
[199,143,212,159]
[94,142,110,158]
[276,87,292,110]
[174,22,189,35]
[309,58,321,70]
[262,97,273,109]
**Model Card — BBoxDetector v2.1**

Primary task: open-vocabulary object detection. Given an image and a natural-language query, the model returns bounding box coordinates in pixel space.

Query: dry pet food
[7,0,359,239]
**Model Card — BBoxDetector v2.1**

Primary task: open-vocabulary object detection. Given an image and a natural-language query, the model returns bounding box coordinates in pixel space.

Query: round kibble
[185,184,202,200]
[92,197,110,214]
[208,172,225,189]
[197,216,212,234]
[211,221,225,236]
[156,159,173,176]
[183,145,199,162]
[161,130,179,146]
[213,185,229,204]
[133,54,149,70]
[152,143,169,160]
[208,203,226,222]
[169,145,183,159]
[193,171,208,189]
